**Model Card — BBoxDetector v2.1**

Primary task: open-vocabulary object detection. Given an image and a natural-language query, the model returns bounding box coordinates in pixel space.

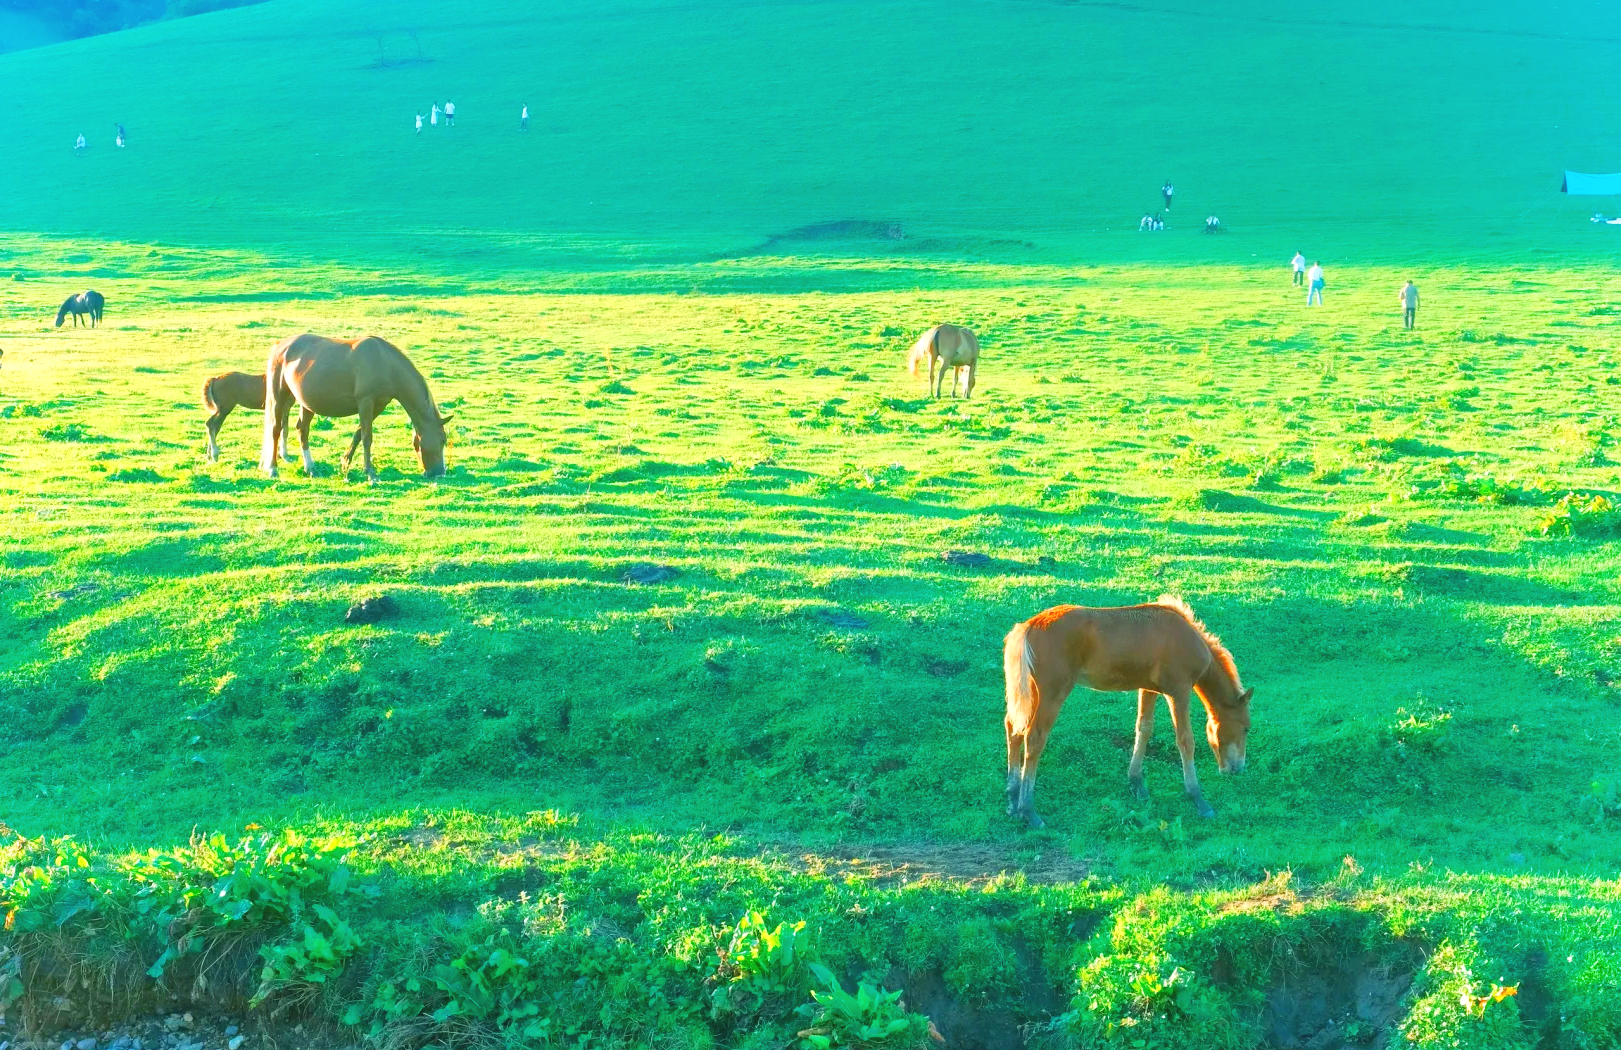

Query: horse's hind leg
[341,427,363,473]
[1128,688,1156,801]
[263,384,291,477]
[205,412,224,462]
[296,408,316,475]
[1017,720,1053,829]
[1166,688,1216,818]
[1005,716,1024,816]
[357,398,379,483]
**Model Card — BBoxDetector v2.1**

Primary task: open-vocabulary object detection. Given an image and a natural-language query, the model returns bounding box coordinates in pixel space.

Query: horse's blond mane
[1156,595,1243,690]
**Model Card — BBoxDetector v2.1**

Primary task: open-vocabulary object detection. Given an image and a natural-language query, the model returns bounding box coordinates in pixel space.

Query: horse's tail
[1004,620,1038,735]
[202,376,219,414]
[908,328,934,375]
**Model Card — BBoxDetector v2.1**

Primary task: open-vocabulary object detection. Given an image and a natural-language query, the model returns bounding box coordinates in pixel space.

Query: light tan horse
[1002,597,1253,828]
[262,334,452,481]
[907,324,979,398]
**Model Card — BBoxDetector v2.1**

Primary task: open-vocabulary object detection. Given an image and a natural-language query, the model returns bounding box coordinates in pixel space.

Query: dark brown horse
[1002,597,1253,827]
[262,334,451,481]
[55,290,105,328]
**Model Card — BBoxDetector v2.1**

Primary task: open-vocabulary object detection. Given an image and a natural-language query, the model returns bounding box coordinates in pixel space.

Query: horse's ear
[1239,688,1254,704]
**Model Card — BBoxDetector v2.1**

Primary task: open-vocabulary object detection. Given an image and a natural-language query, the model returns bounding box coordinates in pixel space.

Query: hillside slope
[4,0,1621,270]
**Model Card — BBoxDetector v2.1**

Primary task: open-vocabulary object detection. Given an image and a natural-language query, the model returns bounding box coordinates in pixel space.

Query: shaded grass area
[3,241,1621,1045]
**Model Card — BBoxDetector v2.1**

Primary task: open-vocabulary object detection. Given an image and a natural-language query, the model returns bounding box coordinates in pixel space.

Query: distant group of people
[1290,251,1419,326]
[1137,180,1217,231]
[1292,252,1325,305]
[414,101,533,133]
[73,123,126,151]
[416,100,456,133]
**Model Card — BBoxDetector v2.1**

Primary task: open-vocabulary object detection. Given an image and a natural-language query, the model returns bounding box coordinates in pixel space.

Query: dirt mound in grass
[1255,951,1418,1049]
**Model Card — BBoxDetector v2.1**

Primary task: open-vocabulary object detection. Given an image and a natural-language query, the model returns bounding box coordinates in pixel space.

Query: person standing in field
[1306,261,1325,306]
[415,112,424,134]
[115,123,126,147]
[1399,280,1419,329]
[1162,181,1174,210]
[521,104,528,130]
[1291,251,1306,286]
[431,103,440,127]
[445,100,455,126]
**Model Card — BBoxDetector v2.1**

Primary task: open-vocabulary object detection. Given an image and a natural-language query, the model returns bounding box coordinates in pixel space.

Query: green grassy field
[5,1,1621,1048]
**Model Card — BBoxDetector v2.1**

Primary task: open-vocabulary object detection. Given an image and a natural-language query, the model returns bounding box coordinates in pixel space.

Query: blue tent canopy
[1563,171,1621,195]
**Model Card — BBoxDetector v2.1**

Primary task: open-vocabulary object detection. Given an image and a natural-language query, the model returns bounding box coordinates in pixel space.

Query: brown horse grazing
[205,371,353,463]
[907,323,979,398]
[1002,597,1253,828]
[262,334,452,482]
[204,371,273,462]
[55,290,105,328]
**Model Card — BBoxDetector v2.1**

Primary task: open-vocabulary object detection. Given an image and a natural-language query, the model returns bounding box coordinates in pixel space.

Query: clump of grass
[1406,465,1552,506]
[1337,505,1389,527]
[1536,493,1621,538]
[39,422,92,442]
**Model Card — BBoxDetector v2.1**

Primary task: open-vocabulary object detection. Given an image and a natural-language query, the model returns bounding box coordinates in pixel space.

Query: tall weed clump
[0,828,359,1029]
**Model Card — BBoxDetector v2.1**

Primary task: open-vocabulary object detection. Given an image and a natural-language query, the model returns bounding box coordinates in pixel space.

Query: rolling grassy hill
[5,2,1621,1049]
[6,0,1621,269]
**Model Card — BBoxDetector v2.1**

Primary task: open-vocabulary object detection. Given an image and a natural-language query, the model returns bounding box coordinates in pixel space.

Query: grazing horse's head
[1207,687,1253,774]
[54,297,72,327]
[412,413,453,478]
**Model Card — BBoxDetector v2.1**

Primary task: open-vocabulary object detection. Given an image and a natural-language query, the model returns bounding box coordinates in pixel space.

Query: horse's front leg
[1166,689,1215,818]
[1128,688,1156,801]
[296,408,316,474]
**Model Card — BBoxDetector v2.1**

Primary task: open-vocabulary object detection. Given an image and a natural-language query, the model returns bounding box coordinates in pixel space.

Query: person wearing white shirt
[415,112,423,134]
[444,100,455,126]
[1291,252,1306,286]
[1162,181,1174,210]
[521,104,529,130]
[431,104,440,126]
[1306,262,1325,306]
[74,133,86,151]
[1399,280,1419,329]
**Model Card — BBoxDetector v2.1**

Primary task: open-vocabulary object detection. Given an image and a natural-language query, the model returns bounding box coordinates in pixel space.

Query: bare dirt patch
[774,842,1091,887]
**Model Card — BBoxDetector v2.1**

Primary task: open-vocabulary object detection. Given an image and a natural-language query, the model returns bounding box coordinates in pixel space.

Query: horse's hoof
[1196,802,1216,820]
[1024,812,1045,830]
[1130,781,1150,803]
